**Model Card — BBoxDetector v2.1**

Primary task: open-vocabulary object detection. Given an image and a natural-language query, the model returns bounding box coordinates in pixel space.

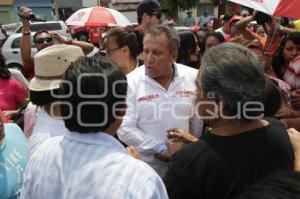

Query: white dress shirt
[117,63,203,176]
[21,131,168,199]
[28,108,68,157]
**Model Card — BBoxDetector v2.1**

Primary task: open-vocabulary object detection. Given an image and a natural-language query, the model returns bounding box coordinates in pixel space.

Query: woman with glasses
[102,27,140,74]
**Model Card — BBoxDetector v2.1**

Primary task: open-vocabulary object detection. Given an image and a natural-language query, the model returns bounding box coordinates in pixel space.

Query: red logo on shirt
[138,94,160,102]
[176,91,195,97]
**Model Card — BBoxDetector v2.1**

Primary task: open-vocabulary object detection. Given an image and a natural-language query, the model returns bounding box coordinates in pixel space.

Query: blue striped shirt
[21,131,168,199]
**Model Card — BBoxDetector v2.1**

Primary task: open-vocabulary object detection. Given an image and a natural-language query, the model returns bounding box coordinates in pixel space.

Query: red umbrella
[228,0,300,19]
[65,6,131,27]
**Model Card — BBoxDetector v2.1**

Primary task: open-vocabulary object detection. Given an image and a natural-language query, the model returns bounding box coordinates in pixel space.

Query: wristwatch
[23,31,31,35]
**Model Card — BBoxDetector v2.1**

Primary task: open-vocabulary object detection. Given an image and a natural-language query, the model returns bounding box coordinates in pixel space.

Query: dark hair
[60,55,127,133]
[222,14,233,22]
[198,43,266,123]
[104,27,140,58]
[204,32,225,51]
[263,78,281,117]
[33,29,50,43]
[235,170,300,199]
[30,89,60,106]
[176,30,199,68]
[144,25,180,52]
[272,32,300,79]
[0,54,11,79]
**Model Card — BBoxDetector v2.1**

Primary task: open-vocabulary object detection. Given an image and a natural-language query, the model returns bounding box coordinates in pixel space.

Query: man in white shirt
[21,55,168,199]
[117,25,203,177]
[215,14,232,38]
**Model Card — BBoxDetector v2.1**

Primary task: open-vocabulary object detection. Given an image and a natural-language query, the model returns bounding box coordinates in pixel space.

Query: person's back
[23,133,167,198]
[0,123,28,199]
[165,118,293,199]
[21,55,168,199]
[164,44,294,199]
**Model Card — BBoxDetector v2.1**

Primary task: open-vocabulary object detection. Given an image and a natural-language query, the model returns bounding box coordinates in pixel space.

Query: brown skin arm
[19,7,34,71]
[234,12,257,41]
[51,32,94,55]
[281,118,300,131]
[287,128,300,171]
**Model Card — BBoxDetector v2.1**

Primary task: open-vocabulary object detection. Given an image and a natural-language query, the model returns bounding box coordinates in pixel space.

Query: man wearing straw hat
[24,44,84,157]
[21,55,168,199]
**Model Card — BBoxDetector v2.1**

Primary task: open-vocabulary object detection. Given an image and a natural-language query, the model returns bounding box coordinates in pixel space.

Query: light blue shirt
[21,131,168,199]
[0,123,28,199]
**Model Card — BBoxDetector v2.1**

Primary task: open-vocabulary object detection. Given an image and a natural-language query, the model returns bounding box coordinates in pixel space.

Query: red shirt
[0,78,27,121]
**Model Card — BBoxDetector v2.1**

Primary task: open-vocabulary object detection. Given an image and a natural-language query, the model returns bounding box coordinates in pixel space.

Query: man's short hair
[33,29,50,43]
[60,55,127,133]
[144,25,180,52]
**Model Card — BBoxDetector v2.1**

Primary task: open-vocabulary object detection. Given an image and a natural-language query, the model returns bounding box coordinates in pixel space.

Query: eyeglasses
[148,12,162,20]
[35,37,53,44]
[105,46,123,55]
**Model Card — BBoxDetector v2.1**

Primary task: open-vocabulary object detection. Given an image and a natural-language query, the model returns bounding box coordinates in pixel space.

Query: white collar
[65,131,126,152]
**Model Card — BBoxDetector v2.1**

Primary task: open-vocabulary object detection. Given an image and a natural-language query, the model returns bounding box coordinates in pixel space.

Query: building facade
[0,0,17,24]
[14,0,54,21]
[55,0,82,21]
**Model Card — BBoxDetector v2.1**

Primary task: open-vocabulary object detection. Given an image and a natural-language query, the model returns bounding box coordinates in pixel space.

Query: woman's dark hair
[104,27,140,58]
[0,54,11,79]
[203,32,225,51]
[272,32,300,79]
[29,89,60,106]
[176,30,199,68]
[60,55,127,133]
[33,29,50,43]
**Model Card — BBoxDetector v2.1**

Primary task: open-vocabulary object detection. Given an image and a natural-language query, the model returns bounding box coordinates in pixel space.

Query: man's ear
[115,102,127,118]
[171,51,178,62]
[142,13,149,24]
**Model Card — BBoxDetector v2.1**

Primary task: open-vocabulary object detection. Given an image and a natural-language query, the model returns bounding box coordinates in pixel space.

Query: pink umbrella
[65,6,131,27]
[228,0,299,19]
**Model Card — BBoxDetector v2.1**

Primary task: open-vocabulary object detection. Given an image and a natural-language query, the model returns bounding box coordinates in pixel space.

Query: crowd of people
[1,0,300,198]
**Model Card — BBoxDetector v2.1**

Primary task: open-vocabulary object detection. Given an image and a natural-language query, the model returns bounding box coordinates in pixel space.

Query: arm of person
[234,14,257,41]
[19,7,35,76]
[287,128,300,171]
[167,128,199,143]
[281,118,300,131]
[280,26,298,34]
[117,86,167,155]
[50,32,94,55]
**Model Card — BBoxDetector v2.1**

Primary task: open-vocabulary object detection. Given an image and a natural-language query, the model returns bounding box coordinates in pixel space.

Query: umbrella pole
[267,17,281,51]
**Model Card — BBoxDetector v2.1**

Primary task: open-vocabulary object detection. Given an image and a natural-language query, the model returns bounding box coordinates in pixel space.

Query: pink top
[0,78,27,120]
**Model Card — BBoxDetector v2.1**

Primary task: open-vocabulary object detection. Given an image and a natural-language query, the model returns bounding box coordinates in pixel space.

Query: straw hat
[29,44,84,91]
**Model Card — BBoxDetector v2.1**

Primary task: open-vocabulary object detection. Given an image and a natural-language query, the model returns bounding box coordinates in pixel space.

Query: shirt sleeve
[189,101,203,138]
[117,85,167,155]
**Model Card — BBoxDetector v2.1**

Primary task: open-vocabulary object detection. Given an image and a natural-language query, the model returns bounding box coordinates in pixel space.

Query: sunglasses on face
[35,37,53,44]
[149,12,162,20]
